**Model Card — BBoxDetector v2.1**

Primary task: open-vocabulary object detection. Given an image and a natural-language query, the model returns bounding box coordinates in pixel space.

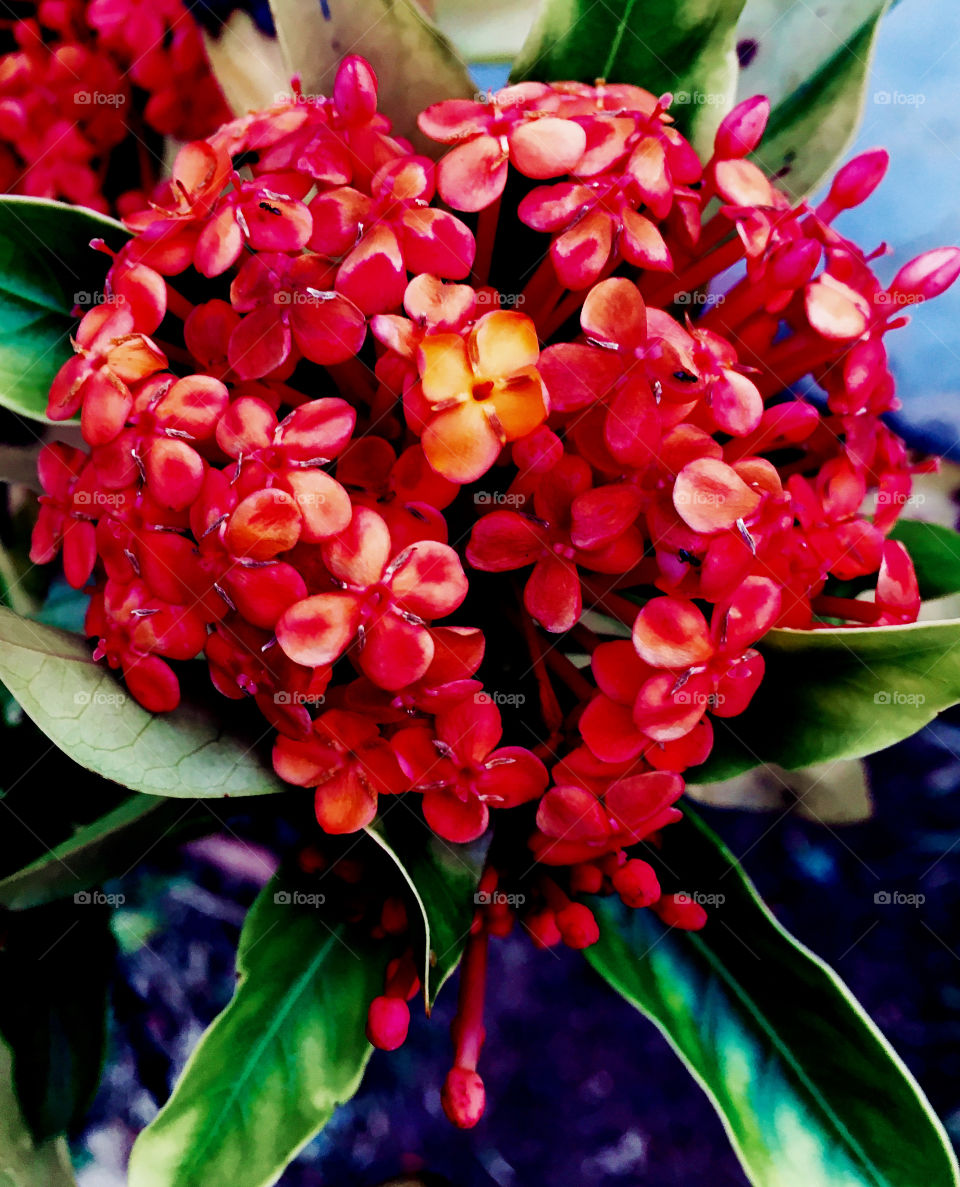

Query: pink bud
[714,96,770,160]
[768,238,821,292]
[366,995,410,1050]
[442,1067,486,1128]
[612,858,661,909]
[888,246,960,303]
[821,149,889,217]
[569,862,604,896]
[334,54,379,125]
[526,908,562,949]
[653,892,708,930]
[555,901,600,949]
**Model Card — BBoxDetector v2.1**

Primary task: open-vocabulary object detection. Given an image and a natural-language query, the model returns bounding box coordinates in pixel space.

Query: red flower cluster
[0,0,230,211]
[32,56,959,1125]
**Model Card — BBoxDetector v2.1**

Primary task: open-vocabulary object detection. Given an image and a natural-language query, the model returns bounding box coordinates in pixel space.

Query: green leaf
[737,0,892,201]
[511,0,749,153]
[0,607,287,798]
[0,796,192,911]
[0,901,113,1142]
[266,0,473,154]
[690,618,960,782]
[586,809,959,1187]
[431,0,538,63]
[0,1037,77,1187]
[0,198,129,423]
[127,870,390,1187]
[889,519,960,601]
[367,805,490,1006]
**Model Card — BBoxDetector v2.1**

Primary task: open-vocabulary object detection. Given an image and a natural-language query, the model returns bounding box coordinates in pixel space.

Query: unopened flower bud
[366,995,410,1050]
[888,247,960,304]
[569,862,604,895]
[612,858,661,908]
[653,892,708,930]
[442,1066,485,1128]
[714,96,770,160]
[555,902,600,949]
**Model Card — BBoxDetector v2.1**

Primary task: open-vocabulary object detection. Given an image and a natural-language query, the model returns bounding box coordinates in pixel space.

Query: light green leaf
[431,0,538,64]
[0,198,129,423]
[511,0,749,153]
[127,871,390,1187]
[367,806,490,1006]
[266,0,473,153]
[0,607,287,798]
[0,796,191,911]
[0,1038,76,1187]
[690,618,960,782]
[737,0,892,201]
[889,519,960,601]
[587,809,959,1187]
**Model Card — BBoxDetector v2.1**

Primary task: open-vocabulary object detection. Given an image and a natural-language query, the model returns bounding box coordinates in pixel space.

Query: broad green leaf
[737,0,892,201]
[367,805,490,1006]
[688,757,874,823]
[0,1038,76,1187]
[266,0,473,153]
[511,0,749,153]
[127,871,390,1187]
[0,607,287,798]
[690,618,960,782]
[587,809,959,1187]
[0,198,129,423]
[889,519,960,601]
[0,796,191,911]
[0,902,113,1142]
[432,0,538,63]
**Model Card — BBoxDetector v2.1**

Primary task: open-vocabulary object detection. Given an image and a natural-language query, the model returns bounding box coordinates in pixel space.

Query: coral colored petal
[470,310,540,377]
[537,343,622,413]
[289,290,367,365]
[708,369,763,436]
[604,375,661,467]
[315,770,379,834]
[360,613,434,690]
[284,470,353,542]
[226,563,308,630]
[422,402,503,484]
[215,396,276,456]
[467,509,545,572]
[581,277,645,352]
[322,505,392,587]
[591,640,651,703]
[570,483,642,551]
[632,597,714,668]
[124,654,180,713]
[336,225,407,316]
[423,789,489,843]
[417,334,473,407]
[672,457,761,533]
[619,209,672,271]
[536,785,609,842]
[276,592,362,666]
[426,626,486,683]
[579,694,646,764]
[551,210,613,290]
[436,135,508,213]
[144,438,204,511]
[509,117,587,179]
[389,540,468,618]
[437,695,501,764]
[279,398,357,461]
[524,553,580,633]
[606,771,684,836]
[225,488,302,560]
[486,371,548,441]
[475,747,548,808]
[713,576,782,653]
[400,208,476,279]
[228,307,291,380]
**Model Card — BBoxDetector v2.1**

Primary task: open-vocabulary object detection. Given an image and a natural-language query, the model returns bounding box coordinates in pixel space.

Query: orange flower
[411,310,548,483]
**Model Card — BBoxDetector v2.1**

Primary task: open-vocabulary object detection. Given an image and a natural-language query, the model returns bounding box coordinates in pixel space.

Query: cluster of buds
[31,55,960,1125]
[0,0,230,211]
